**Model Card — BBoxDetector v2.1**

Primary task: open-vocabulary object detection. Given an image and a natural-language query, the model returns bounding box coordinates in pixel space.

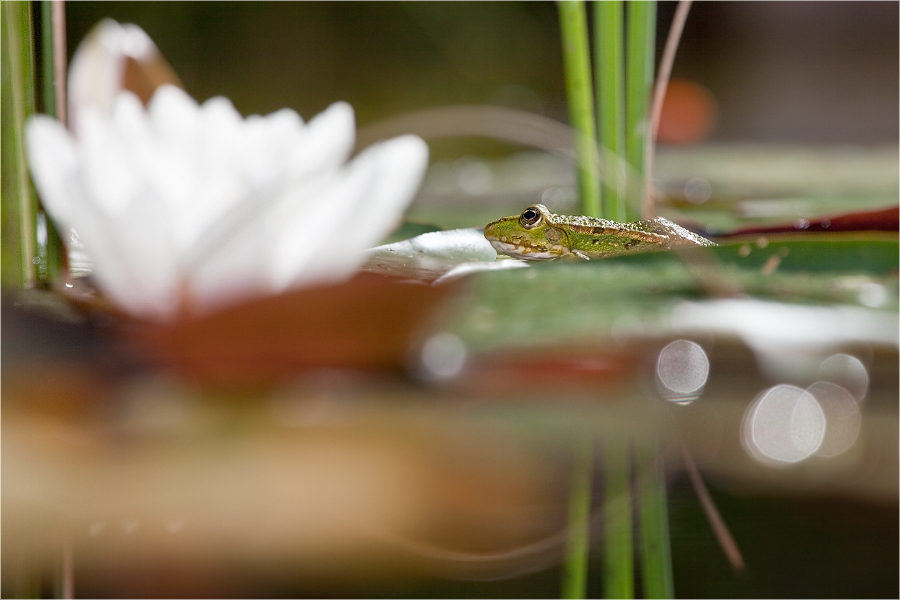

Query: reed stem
[2,0,40,289]
[636,443,674,599]
[624,0,656,220]
[594,1,627,222]
[558,0,602,218]
[602,439,634,598]
[561,434,593,599]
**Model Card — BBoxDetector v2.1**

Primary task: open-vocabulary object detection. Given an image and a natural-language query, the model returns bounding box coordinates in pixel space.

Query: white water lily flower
[27,80,428,322]
[66,19,182,135]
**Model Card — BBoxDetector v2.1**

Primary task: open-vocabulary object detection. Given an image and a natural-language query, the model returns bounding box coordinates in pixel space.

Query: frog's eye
[519,206,543,229]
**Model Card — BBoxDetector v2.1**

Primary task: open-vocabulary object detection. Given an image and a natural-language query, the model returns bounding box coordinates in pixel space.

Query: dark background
[65,2,899,147]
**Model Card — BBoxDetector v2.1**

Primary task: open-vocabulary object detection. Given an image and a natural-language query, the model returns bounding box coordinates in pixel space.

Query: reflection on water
[655,339,709,404]
[670,299,896,383]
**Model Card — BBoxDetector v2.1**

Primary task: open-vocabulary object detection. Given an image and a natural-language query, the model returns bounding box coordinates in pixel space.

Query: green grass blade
[2,0,39,289]
[561,434,593,599]
[558,0,602,218]
[625,0,656,221]
[636,443,674,599]
[602,438,634,599]
[593,1,627,222]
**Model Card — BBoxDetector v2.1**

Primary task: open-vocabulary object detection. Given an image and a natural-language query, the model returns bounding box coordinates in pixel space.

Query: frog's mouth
[489,239,561,261]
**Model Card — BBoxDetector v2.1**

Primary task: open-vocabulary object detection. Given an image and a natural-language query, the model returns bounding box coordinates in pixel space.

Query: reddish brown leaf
[721,205,899,237]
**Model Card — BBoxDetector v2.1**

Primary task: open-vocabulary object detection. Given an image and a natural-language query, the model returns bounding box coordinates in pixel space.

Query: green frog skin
[484,204,714,260]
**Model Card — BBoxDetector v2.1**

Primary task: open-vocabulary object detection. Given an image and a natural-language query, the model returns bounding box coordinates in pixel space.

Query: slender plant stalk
[624,0,656,221]
[636,443,674,599]
[602,439,634,599]
[593,1,627,222]
[39,1,56,116]
[38,0,66,284]
[643,0,692,218]
[2,0,40,289]
[682,447,744,571]
[561,434,593,599]
[558,0,602,218]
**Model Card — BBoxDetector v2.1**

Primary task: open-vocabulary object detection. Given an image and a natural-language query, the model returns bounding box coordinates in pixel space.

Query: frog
[483,204,714,260]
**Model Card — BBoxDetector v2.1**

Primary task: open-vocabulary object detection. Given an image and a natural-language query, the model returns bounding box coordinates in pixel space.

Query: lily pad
[444,238,899,355]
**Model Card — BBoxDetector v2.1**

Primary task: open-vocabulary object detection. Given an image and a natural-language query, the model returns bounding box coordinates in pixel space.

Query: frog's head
[483,204,570,260]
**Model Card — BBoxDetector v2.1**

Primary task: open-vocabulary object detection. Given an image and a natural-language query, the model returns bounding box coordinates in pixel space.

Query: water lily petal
[186,172,338,309]
[147,85,202,150]
[68,19,180,134]
[270,153,382,288]
[68,21,151,128]
[243,109,306,186]
[85,188,182,320]
[25,116,79,228]
[28,109,182,318]
[269,135,429,288]
[78,107,145,215]
[283,101,356,181]
[326,135,430,268]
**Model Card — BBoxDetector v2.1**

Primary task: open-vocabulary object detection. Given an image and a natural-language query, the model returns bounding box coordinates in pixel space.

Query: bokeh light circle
[655,339,709,404]
[808,381,861,458]
[742,384,826,465]
[817,353,869,402]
